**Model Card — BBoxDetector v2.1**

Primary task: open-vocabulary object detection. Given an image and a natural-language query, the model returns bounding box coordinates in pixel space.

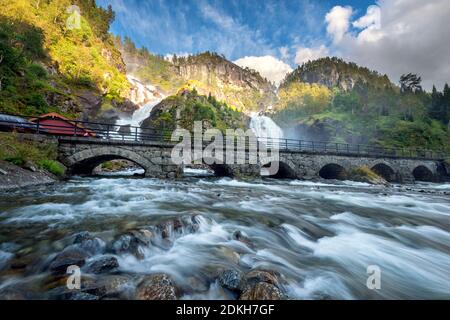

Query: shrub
[39,159,65,176]
[348,166,387,185]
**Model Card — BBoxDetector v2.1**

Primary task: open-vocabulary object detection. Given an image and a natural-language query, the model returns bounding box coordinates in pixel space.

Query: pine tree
[443,83,450,126]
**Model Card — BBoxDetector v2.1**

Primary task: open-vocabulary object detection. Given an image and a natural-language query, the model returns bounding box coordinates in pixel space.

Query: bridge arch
[201,158,235,177]
[412,165,434,182]
[319,163,347,180]
[261,161,297,179]
[371,163,397,182]
[65,147,152,176]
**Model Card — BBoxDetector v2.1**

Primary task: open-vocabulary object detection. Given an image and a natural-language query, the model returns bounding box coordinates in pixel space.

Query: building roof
[29,113,95,136]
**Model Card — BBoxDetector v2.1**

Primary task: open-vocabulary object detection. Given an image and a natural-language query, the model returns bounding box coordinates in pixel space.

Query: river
[0,170,449,300]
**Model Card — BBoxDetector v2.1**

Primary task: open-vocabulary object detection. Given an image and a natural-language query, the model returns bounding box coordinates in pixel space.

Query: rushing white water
[0,176,449,300]
[116,100,163,129]
[250,112,284,140]
[116,75,165,129]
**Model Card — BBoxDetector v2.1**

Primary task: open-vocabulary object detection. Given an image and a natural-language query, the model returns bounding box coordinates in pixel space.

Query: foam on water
[0,175,449,299]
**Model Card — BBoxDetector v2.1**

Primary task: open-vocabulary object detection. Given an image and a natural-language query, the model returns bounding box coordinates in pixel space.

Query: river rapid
[0,170,449,300]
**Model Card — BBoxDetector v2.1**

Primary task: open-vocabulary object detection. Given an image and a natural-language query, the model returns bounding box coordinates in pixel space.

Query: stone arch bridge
[58,137,447,183]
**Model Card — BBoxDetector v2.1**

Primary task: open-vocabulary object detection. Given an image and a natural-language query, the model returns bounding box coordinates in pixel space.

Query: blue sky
[95,0,450,90]
[96,0,374,61]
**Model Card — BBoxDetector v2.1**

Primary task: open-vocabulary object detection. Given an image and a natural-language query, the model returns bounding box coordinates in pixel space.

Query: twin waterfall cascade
[250,112,284,141]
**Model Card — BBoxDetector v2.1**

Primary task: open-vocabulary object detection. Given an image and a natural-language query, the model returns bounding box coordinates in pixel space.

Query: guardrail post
[73,123,77,136]
[135,127,138,141]
[106,124,110,140]
[36,119,40,134]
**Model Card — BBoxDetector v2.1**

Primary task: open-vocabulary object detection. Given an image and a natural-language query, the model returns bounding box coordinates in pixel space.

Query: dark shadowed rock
[73,231,105,256]
[0,286,27,300]
[157,219,184,239]
[83,275,132,298]
[136,274,177,300]
[232,230,255,249]
[112,230,153,259]
[239,282,284,300]
[49,246,89,274]
[85,256,119,274]
[67,292,100,300]
[218,269,244,292]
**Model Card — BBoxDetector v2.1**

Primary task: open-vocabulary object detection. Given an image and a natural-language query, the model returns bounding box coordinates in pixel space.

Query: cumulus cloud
[234,56,293,86]
[353,5,381,30]
[325,6,353,44]
[324,0,450,90]
[294,45,329,65]
[279,46,290,61]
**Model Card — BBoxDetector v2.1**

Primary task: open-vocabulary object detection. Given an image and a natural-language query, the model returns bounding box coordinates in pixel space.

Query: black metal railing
[0,113,447,160]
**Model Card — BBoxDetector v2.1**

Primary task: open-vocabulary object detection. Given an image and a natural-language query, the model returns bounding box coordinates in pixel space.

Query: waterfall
[116,99,163,128]
[116,75,165,129]
[250,112,284,140]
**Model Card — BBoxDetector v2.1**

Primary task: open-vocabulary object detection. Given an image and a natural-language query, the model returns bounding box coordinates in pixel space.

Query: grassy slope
[0,132,65,176]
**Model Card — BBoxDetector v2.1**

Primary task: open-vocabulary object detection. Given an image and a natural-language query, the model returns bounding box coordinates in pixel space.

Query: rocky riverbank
[0,160,60,192]
[0,215,287,300]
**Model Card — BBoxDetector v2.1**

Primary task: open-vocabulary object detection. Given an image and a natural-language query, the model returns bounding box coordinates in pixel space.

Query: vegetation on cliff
[274,58,450,153]
[142,89,248,132]
[0,0,130,117]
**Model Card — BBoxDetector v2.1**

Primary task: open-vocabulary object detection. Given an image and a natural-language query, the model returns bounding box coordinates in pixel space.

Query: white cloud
[234,56,293,86]
[279,46,290,61]
[294,45,329,65]
[353,5,381,29]
[325,6,353,44]
[324,0,450,90]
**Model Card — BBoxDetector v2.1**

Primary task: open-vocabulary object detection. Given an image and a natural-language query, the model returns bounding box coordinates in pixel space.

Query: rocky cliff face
[281,57,393,91]
[174,53,276,111]
[116,42,277,113]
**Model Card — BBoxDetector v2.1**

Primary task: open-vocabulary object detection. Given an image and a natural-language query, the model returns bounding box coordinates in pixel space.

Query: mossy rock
[348,166,388,185]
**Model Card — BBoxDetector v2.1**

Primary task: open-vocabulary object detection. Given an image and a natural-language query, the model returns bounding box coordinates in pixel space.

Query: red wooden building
[30,113,96,137]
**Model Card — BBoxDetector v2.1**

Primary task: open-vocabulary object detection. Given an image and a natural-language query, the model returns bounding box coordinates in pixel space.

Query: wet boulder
[112,229,153,259]
[218,269,244,292]
[49,246,89,274]
[157,218,184,239]
[85,255,119,274]
[156,216,201,240]
[73,231,105,256]
[239,282,284,300]
[232,230,255,249]
[67,292,100,300]
[83,275,132,298]
[136,274,177,300]
[244,270,280,288]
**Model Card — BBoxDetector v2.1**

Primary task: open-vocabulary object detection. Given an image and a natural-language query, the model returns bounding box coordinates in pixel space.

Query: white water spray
[249,111,284,140]
[116,75,166,129]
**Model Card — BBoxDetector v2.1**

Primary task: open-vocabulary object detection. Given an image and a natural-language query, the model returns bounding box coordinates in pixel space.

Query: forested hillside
[274,58,450,153]
[0,0,131,118]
